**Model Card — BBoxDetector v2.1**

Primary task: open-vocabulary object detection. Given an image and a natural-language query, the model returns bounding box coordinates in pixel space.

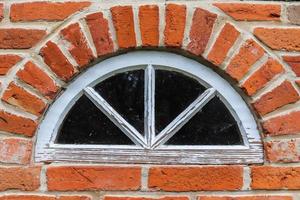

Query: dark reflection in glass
[155,70,206,134]
[166,96,243,145]
[94,70,144,135]
[57,95,134,145]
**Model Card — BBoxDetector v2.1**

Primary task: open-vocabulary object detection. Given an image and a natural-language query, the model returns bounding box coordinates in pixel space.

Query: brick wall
[0,0,299,199]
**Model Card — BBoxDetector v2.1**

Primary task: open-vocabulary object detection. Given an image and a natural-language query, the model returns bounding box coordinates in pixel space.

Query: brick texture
[254,28,300,51]
[17,61,58,99]
[0,4,3,22]
[0,166,40,191]
[111,6,136,49]
[61,23,94,68]
[263,111,300,136]
[207,23,240,66]
[0,54,22,75]
[187,8,217,55]
[148,166,243,191]
[2,82,46,116]
[251,166,300,189]
[0,195,91,200]
[86,12,114,56]
[47,166,141,191]
[10,2,91,22]
[0,138,32,164]
[164,4,186,47]
[287,5,300,25]
[200,196,292,200]
[105,197,188,200]
[139,5,159,47]
[40,41,76,81]
[0,29,46,49]
[283,55,300,76]
[214,3,281,21]
[253,81,299,116]
[242,58,284,95]
[226,39,265,81]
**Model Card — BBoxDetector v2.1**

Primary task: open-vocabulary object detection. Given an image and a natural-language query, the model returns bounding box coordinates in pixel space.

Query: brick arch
[0,1,299,173]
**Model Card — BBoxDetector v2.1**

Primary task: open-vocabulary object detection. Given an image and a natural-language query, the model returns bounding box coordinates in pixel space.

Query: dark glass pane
[166,96,243,145]
[94,70,144,134]
[155,70,206,134]
[57,95,134,145]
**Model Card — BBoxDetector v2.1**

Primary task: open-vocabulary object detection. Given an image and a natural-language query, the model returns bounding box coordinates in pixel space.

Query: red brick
[0,195,91,200]
[253,81,299,116]
[187,8,217,55]
[263,111,300,136]
[139,5,159,47]
[0,54,22,75]
[0,110,37,136]
[0,166,40,191]
[40,41,75,81]
[148,166,243,191]
[214,3,281,21]
[86,12,114,56]
[242,58,284,95]
[200,196,292,200]
[164,4,186,47]
[0,4,3,22]
[283,55,300,76]
[0,138,32,164]
[59,197,91,200]
[265,139,299,163]
[254,28,300,51]
[2,82,46,116]
[207,23,240,66]
[105,197,188,200]
[0,29,46,49]
[17,61,59,99]
[10,2,91,22]
[226,39,265,81]
[47,166,141,191]
[251,166,300,189]
[111,6,136,49]
[61,23,94,68]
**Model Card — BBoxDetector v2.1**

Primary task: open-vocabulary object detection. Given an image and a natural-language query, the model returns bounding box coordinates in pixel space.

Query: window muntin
[35,51,263,164]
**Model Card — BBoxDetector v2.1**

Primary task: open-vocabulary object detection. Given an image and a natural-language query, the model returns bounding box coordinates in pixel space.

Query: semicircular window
[35,52,263,164]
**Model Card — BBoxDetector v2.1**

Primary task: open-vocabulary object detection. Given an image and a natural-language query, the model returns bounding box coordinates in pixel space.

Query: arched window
[35,51,263,164]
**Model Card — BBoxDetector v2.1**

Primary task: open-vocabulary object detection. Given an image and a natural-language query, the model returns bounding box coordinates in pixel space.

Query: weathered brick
[263,111,300,136]
[0,110,37,136]
[40,41,76,81]
[0,4,3,22]
[207,23,240,66]
[139,5,159,47]
[0,29,46,49]
[10,2,91,22]
[2,82,46,116]
[253,81,299,116]
[0,54,22,75]
[164,4,186,47]
[105,197,188,200]
[111,6,136,49]
[251,166,300,189]
[187,8,217,55]
[47,166,141,191]
[254,28,300,51]
[283,55,300,77]
[214,3,281,21]
[86,12,114,56]
[287,5,300,25]
[17,61,59,99]
[200,196,292,200]
[0,138,32,164]
[0,166,40,191]
[265,139,299,163]
[61,23,94,68]
[148,166,243,191]
[226,39,265,81]
[0,195,91,200]
[242,58,284,95]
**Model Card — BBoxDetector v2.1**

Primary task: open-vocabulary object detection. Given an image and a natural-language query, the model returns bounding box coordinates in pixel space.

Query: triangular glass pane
[166,96,243,145]
[155,70,206,134]
[56,95,134,145]
[94,70,144,135]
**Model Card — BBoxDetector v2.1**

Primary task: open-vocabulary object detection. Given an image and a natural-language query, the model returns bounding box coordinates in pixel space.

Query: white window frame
[35,51,263,164]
